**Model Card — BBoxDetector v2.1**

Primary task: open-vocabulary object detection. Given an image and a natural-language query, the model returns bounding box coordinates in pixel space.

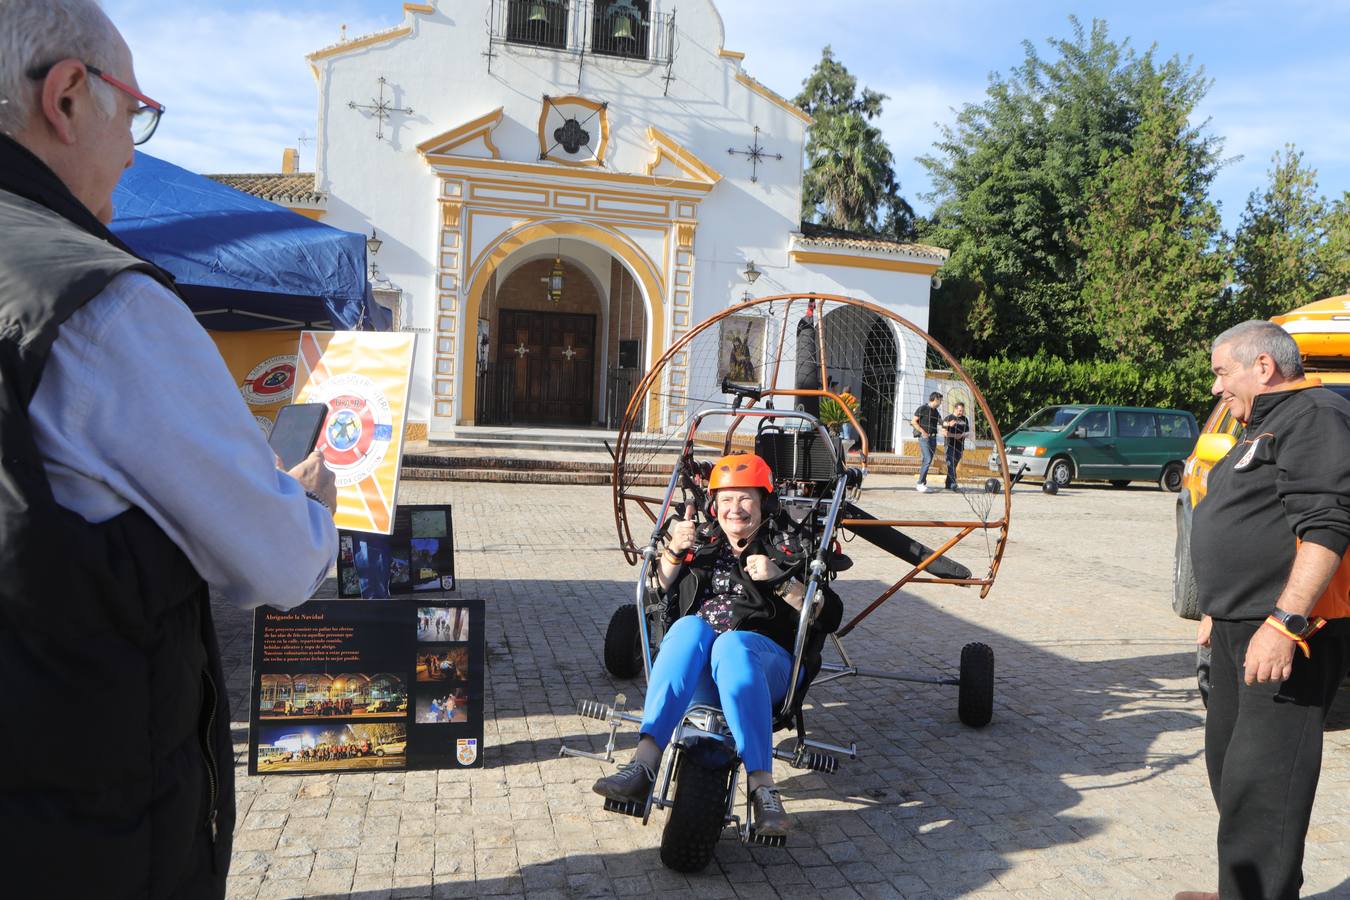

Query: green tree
[795,47,913,237]
[1077,82,1230,364]
[920,17,1223,359]
[1231,146,1326,322]
[1313,191,1350,299]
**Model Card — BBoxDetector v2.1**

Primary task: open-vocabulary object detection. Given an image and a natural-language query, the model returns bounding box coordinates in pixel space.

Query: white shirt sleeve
[28,271,336,610]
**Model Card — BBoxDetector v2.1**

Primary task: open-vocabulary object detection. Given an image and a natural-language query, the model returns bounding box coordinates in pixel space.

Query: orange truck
[1173,295,1350,620]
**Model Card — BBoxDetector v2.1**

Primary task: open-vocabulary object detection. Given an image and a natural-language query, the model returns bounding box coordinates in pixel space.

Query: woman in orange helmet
[593,453,842,837]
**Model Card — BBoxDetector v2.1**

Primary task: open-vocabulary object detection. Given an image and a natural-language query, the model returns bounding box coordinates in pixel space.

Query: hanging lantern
[609,0,639,40]
[547,257,565,302]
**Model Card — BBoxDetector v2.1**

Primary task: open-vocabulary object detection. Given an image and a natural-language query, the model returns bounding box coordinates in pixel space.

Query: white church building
[217,0,946,444]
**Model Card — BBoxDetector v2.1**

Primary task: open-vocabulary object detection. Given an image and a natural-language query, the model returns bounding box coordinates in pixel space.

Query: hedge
[960,351,1214,434]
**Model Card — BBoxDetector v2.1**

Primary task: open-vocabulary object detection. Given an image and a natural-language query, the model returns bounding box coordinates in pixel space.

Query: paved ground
[217,477,1350,899]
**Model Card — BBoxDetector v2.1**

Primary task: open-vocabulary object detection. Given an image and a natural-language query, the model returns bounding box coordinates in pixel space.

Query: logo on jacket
[456,738,478,765]
[1233,435,1267,471]
[240,355,296,405]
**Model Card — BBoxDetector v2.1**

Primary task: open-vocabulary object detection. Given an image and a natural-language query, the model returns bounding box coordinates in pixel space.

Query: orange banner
[208,330,304,438]
[293,331,416,535]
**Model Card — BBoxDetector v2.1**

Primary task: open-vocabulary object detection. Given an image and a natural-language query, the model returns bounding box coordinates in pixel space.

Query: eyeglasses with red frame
[27,60,165,145]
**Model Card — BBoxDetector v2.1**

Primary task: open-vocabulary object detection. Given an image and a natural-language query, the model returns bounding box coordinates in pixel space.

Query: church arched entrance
[474,241,647,427]
[822,306,899,452]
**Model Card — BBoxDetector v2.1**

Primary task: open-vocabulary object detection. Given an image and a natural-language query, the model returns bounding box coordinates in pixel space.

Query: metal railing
[475,364,514,426]
[605,367,643,429]
[488,0,674,65]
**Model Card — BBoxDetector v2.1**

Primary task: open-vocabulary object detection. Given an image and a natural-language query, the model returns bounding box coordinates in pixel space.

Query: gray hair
[0,0,123,136]
[1212,319,1304,378]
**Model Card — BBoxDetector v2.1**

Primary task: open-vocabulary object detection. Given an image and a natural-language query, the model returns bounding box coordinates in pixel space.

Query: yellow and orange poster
[209,330,304,437]
[293,331,416,535]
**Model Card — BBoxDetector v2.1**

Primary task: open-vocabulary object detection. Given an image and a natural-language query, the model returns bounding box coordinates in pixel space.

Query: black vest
[0,140,233,898]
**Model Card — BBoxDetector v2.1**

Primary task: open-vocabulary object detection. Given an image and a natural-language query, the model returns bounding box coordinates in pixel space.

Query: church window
[506,0,570,50]
[591,0,650,60]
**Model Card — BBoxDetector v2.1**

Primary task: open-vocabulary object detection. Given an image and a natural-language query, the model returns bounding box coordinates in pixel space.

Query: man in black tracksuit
[1179,320,1350,900]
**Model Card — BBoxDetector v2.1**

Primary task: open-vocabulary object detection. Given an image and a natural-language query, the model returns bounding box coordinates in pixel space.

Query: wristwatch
[1268,608,1312,638]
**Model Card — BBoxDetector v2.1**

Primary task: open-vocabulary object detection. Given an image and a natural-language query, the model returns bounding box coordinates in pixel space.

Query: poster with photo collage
[337,505,454,598]
[248,598,484,774]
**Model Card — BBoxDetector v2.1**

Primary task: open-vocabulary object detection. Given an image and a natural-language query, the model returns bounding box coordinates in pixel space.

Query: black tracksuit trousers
[1206,617,1350,899]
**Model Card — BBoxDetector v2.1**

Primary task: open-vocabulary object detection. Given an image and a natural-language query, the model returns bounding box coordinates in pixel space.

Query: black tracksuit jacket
[1191,382,1350,620]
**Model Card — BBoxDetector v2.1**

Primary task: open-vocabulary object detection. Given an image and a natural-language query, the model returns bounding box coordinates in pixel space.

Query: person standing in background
[941,401,970,491]
[910,392,943,492]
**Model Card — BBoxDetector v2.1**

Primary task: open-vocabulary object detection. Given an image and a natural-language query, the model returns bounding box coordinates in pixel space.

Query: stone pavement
[216,478,1350,899]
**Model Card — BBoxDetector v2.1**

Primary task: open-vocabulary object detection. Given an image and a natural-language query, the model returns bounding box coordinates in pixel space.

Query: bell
[528,0,549,23]
[609,0,639,39]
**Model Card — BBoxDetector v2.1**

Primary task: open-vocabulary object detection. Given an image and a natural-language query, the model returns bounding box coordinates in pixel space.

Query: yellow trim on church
[718,49,746,60]
[790,249,942,275]
[644,126,722,184]
[735,72,812,125]
[403,2,435,13]
[307,25,413,63]
[416,108,504,159]
[422,154,716,194]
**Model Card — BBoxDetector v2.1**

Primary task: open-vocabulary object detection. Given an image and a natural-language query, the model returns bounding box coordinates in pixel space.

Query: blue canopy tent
[110,152,389,331]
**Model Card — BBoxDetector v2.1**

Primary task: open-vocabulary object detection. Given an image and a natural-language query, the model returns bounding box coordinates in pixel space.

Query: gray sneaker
[750,786,791,836]
[593,760,655,803]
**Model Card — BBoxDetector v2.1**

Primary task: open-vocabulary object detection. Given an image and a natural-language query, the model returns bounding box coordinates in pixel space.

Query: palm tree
[795,46,908,235]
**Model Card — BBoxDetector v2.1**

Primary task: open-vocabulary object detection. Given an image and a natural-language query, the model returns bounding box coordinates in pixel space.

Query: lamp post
[365,228,383,278]
[547,256,564,303]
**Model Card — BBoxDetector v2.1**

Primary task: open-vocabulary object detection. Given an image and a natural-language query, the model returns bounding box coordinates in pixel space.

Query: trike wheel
[603,603,644,679]
[660,746,734,873]
[958,642,995,727]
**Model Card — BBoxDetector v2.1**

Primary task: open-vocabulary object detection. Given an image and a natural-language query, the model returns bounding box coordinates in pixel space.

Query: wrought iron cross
[727,126,782,183]
[540,95,607,161]
[347,76,413,142]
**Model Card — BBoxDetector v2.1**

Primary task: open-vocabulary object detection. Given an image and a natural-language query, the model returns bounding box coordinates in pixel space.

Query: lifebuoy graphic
[240,355,296,405]
[311,373,394,487]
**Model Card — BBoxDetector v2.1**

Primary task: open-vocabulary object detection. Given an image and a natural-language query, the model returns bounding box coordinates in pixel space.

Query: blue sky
[105,0,1350,231]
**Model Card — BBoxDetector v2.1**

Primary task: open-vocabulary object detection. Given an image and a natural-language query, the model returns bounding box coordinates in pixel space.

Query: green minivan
[988,405,1199,491]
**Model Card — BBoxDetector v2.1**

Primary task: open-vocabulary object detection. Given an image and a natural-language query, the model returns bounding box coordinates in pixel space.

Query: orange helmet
[707,453,774,494]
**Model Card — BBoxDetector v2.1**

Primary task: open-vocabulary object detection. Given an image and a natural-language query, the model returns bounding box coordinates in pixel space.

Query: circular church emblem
[311,373,394,487]
[240,355,296,405]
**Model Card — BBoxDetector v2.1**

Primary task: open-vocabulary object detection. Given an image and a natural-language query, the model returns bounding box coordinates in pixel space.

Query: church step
[398,451,990,485]
[403,453,617,474]
[401,466,668,486]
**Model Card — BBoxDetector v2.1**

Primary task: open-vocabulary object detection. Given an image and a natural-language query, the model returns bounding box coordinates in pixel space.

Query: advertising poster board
[338,504,455,599]
[293,331,416,535]
[208,330,303,438]
[249,599,484,774]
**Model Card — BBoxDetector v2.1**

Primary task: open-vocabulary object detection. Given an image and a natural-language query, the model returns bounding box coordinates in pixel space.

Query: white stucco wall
[306,0,935,430]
